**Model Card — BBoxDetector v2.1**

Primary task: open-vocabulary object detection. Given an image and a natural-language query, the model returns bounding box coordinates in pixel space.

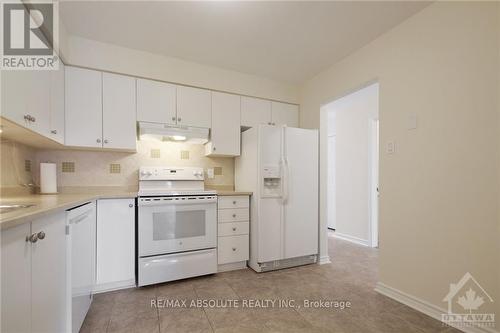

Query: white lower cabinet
[1,211,67,333]
[217,195,250,271]
[95,198,136,292]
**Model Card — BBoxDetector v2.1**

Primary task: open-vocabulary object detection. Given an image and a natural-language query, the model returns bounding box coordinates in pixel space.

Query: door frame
[369,118,379,247]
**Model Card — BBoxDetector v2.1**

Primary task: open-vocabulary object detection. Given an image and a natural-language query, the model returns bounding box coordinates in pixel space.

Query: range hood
[138,122,209,144]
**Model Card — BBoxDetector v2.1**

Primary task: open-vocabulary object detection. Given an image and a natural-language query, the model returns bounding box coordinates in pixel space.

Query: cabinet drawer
[218,196,249,209]
[218,222,249,237]
[218,235,249,264]
[218,208,249,223]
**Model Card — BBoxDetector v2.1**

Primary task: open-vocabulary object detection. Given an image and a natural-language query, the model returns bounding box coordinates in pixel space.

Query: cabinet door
[241,96,271,128]
[206,92,240,156]
[176,85,211,128]
[271,102,299,127]
[102,73,137,150]
[96,199,135,290]
[49,62,65,144]
[136,79,176,125]
[65,66,103,148]
[1,70,51,135]
[1,223,31,333]
[31,211,67,333]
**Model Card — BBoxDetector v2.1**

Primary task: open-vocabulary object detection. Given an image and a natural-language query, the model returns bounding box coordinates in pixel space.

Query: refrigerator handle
[282,157,290,204]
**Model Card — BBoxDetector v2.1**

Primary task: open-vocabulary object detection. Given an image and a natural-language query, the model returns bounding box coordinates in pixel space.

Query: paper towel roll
[40,163,57,194]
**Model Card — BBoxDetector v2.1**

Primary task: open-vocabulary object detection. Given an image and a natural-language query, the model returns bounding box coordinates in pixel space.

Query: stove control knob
[140,171,152,177]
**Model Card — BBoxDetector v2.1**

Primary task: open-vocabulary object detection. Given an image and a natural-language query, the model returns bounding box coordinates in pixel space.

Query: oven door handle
[138,197,217,206]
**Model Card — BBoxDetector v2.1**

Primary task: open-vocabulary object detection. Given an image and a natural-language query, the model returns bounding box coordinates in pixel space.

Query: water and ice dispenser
[262,165,282,197]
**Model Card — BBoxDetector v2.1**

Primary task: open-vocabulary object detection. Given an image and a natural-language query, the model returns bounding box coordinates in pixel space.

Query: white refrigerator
[235,125,319,272]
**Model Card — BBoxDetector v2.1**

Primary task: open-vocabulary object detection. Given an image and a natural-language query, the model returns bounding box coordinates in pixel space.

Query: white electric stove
[137,166,217,286]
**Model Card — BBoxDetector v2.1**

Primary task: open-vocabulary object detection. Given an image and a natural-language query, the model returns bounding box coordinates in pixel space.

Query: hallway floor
[82,235,459,333]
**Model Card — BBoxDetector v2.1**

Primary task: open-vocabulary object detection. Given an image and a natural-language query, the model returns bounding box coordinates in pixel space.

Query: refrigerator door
[257,125,284,262]
[283,127,319,259]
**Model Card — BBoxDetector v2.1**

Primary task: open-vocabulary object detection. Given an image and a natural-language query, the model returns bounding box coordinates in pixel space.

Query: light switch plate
[408,114,418,130]
[207,168,214,179]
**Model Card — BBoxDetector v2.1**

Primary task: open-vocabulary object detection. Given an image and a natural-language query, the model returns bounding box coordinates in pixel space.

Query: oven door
[138,195,217,257]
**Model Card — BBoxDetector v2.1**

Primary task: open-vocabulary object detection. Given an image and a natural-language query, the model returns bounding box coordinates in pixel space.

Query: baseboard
[318,255,331,265]
[93,279,136,294]
[375,282,498,333]
[218,261,247,272]
[331,232,370,247]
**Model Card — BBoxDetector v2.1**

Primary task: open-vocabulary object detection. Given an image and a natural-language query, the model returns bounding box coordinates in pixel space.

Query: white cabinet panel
[49,62,65,144]
[137,78,176,125]
[65,67,103,148]
[205,92,240,156]
[218,196,249,209]
[1,70,51,136]
[241,96,271,128]
[1,223,31,333]
[96,198,135,291]
[218,208,249,223]
[102,73,137,150]
[176,85,211,128]
[218,235,249,264]
[31,211,68,333]
[271,102,299,127]
[218,222,249,237]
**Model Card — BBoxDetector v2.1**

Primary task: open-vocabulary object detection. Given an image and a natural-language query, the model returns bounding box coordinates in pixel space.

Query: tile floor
[81,234,460,333]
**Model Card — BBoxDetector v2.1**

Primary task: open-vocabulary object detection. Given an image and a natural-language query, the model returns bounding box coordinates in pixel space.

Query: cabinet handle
[104,139,109,144]
[26,233,38,243]
[232,227,236,231]
[96,138,101,143]
[232,214,236,218]
[213,147,216,151]
[50,130,57,134]
[171,116,176,121]
[37,231,45,240]
[31,116,36,123]
[129,204,134,208]
[177,117,181,122]
[232,247,237,251]
[233,201,236,205]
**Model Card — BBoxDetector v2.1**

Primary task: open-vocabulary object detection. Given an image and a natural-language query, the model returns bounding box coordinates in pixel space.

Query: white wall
[325,83,378,245]
[59,34,299,104]
[301,1,499,319]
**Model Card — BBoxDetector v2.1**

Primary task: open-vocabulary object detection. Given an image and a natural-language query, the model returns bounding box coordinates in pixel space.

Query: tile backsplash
[0,140,36,190]
[32,140,234,188]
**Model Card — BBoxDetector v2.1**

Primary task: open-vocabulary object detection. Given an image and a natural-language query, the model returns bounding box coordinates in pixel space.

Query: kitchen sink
[0,204,36,214]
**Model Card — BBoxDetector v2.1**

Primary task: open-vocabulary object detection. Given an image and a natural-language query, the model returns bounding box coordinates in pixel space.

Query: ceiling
[60,1,430,85]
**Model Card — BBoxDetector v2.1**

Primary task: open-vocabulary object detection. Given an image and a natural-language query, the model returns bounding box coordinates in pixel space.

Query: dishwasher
[66,201,96,333]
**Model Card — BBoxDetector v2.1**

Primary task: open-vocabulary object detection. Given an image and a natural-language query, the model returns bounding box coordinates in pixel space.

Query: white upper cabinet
[49,62,65,144]
[271,102,299,127]
[136,78,176,125]
[205,92,241,157]
[241,96,272,128]
[102,73,137,150]
[1,70,51,136]
[176,85,211,128]
[65,67,103,148]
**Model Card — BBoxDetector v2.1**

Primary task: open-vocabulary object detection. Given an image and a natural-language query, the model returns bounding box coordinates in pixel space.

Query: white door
[31,211,68,333]
[136,78,177,125]
[206,92,240,156]
[327,135,336,229]
[102,72,137,150]
[241,96,272,128]
[96,199,135,289]
[176,86,211,128]
[257,125,283,262]
[1,223,31,333]
[283,127,318,259]
[271,102,299,127]
[65,66,103,148]
[1,70,32,127]
[49,61,65,144]
[28,70,51,136]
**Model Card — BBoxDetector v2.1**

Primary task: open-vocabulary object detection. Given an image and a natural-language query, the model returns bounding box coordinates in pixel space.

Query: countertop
[0,188,252,230]
[0,191,137,230]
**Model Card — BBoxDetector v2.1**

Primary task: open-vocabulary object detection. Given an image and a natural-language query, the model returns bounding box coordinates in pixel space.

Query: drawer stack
[217,195,250,271]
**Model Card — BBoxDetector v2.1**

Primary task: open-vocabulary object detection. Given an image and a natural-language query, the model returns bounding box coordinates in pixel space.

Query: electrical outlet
[386,141,396,154]
[207,168,214,179]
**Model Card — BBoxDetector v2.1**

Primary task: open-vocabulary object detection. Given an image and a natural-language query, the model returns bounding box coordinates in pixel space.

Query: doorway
[321,82,379,250]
